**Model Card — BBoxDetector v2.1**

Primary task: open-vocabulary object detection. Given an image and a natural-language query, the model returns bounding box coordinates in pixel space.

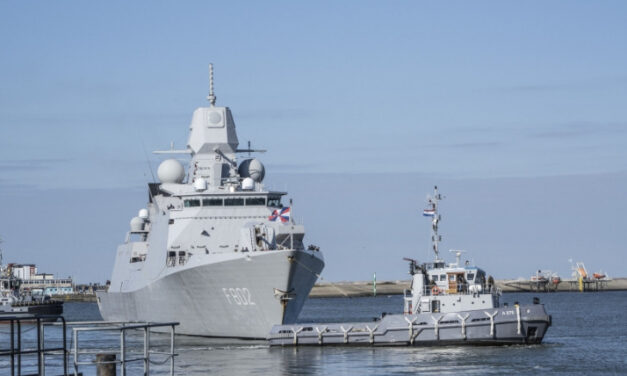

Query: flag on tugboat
[269,207,291,223]
[423,208,436,217]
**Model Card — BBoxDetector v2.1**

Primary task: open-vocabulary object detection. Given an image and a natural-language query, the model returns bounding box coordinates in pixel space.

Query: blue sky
[1,1,626,282]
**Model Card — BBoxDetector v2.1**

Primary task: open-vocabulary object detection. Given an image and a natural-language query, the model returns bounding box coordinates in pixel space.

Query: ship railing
[56,320,180,376]
[418,284,499,297]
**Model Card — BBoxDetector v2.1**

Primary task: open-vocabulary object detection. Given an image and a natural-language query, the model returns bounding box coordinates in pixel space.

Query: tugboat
[268,187,551,346]
[0,239,63,318]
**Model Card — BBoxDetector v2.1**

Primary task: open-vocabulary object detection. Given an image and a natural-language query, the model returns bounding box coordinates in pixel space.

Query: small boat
[0,243,63,319]
[268,187,552,346]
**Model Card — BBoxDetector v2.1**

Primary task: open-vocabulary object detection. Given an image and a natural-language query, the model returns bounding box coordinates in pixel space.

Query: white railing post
[120,329,126,376]
[170,324,175,376]
[144,326,150,376]
[73,329,79,376]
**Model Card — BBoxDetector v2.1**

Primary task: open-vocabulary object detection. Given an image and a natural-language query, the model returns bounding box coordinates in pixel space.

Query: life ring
[431,286,441,295]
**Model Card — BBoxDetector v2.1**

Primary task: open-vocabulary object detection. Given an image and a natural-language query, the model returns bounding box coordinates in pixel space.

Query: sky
[1,1,626,283]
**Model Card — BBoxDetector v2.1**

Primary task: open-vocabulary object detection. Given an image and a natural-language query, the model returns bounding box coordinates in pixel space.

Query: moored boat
[0,242,63,319]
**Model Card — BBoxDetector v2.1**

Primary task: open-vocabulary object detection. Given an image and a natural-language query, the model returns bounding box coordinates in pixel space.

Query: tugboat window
[224,198,245,206]
[184,199,201,207]
[246,197,266,206]
[203,198,223,206]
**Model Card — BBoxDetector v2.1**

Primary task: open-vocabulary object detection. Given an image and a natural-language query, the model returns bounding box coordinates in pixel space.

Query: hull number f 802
[222,288,256,306]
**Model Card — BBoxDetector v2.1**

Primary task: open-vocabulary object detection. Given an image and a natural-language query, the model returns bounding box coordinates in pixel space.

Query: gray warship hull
[268,303,551,346]
[98,249,323,339]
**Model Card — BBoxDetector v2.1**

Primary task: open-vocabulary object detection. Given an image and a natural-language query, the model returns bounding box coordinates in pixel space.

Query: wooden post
[96,353,117,376]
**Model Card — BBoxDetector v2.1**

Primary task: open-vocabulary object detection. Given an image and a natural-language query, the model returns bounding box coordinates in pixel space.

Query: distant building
[7,263,74,295]
[8,263,36,280]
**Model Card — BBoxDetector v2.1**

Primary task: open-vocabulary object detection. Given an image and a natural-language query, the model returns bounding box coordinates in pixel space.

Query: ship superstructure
[97,66,324,338]
[402,186,500,315]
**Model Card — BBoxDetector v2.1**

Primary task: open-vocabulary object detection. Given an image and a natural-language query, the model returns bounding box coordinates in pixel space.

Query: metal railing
[404,284,502,298]
[1,315,179,376]
[0,313,68,376]
[65,320,179,376]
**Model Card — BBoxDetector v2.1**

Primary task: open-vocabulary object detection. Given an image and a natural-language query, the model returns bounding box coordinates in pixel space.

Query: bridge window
[224,198,245,206]
[267,197,282,207]
[184,199,201,208]
[203,198,223,206]
[245,197,266,206]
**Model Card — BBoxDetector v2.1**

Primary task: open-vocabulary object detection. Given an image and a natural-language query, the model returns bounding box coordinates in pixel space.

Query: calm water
[2,291,626,375]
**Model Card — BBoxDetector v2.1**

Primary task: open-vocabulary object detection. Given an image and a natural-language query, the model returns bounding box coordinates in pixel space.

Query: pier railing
[62,320,179,376]
[0,314,68,376]
[0,315,179,376]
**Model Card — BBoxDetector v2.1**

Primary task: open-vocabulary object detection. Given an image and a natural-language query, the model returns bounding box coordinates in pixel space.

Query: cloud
[235,108,318,121]
[446,141,501,149]
[496,76,627,93]
[530,121,627,139]
[0,158,72,171]
[266,163,318,171]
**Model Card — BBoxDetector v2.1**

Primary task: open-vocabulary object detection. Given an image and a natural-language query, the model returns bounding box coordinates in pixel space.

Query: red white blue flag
[269,207,291,223]
[423,208,436,217]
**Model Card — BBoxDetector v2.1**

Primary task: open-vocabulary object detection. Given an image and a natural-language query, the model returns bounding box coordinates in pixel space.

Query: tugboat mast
[424,186,444,262]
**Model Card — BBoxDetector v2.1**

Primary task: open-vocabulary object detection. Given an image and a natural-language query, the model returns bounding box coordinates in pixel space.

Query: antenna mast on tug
[423,186,444,262]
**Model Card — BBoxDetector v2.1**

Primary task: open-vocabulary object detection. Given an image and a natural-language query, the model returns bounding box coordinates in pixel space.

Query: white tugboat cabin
[404,186,500,315]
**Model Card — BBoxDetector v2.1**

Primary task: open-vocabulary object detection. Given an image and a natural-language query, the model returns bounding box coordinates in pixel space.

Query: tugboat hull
[268,303,551,346]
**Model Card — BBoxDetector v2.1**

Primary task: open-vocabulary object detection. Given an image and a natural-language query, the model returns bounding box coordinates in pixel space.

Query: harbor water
[2,291,626,375]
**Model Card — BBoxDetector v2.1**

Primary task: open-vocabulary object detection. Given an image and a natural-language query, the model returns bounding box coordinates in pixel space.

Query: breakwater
[309,278,627,298]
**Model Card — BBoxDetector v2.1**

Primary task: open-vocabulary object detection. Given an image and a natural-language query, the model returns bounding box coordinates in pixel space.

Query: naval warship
[97,66,325,338]
[268,187,551,346]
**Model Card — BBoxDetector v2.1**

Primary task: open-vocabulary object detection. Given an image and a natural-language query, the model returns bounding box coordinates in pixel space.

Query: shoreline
[57,277,627,302]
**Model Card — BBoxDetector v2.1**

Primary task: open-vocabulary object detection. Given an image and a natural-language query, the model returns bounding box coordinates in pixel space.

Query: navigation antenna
[207,63,216,106]
[424,186,444,261]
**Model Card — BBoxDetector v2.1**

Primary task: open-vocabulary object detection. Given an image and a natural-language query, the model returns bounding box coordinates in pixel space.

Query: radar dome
[238,159,265,183]
[157,159,185,184]
[130,216,144,232]
[241,177,255,190]
[138,209,149,219]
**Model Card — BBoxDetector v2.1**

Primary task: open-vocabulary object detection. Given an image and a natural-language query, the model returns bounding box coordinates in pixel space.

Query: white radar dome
[130,217,144,232]
[238,159,265,183]
[157,159,185,184]
[138,209,149,219]
[241,177,255,190]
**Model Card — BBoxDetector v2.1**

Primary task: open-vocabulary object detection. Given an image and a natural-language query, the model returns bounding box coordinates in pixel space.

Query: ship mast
[424,186,444,262]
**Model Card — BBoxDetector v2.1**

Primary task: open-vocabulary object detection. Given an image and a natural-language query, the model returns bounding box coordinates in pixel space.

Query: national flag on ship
[422,208,436,217]
[269,207,291,223]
